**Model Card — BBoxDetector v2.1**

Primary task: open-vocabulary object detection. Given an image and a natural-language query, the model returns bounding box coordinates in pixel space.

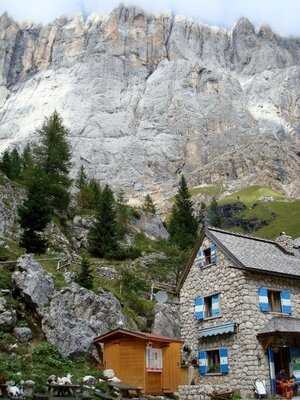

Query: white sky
[0,0,300,37]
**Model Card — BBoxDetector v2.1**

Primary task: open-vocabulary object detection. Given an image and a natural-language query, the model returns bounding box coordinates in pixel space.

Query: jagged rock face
[0,175,24,237]
[42,283,128,357]
[12,254,55,312]
[12,255,130,357]
[152,301,180,338]
[0,296,17,331]
[0,6,299,202]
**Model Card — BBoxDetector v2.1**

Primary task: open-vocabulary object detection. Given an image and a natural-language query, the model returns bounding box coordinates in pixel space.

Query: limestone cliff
[0,6,299,203]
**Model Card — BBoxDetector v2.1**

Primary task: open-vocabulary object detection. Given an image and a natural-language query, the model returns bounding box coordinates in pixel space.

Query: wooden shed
[93,328,187,394]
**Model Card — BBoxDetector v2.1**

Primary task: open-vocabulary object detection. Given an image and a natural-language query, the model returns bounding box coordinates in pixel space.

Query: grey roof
[259,317,300,335]
[208,228,300,278]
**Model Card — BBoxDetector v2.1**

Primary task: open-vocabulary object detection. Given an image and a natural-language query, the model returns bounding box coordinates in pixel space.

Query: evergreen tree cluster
[0,145,33,181]
[16,111,72,254]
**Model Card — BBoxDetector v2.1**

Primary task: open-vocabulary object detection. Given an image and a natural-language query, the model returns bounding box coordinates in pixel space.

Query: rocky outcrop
[0,175,24,237]
[152,301,180,338]
[12,254,55,313]
[0,296,16,331]
[13,326,33,342]
[0,7,299,203]
[131,213,169,241]
[42,283,128,357]
[12,255,129,357]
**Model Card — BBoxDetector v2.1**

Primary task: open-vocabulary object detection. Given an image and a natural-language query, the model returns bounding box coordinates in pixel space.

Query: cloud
[0,0,300,36]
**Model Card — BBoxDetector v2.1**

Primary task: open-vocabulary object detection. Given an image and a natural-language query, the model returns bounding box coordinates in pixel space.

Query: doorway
[273,347,291,377]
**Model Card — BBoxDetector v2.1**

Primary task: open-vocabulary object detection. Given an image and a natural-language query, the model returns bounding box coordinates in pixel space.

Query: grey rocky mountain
[0,6,299,204]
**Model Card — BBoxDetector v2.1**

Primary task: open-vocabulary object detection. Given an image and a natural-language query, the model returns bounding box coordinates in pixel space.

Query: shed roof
[177,227,300,291]
[93,328,183,344]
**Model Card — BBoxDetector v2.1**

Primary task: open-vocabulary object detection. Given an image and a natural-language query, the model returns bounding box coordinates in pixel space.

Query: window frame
[267,289,282,313]
[206,349,221,375]
[203,292,221,320]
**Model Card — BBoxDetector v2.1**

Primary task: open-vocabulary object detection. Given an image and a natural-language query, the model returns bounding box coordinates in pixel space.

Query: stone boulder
[13,327,33,343]
[152,301,181,338]
[42,283,128,357]
[12,255,55,314]
[0,297,16,331]
[131,214,169,241]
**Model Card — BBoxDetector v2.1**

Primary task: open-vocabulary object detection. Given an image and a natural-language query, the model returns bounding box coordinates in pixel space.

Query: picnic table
[107,382,143,398]
[47,384,82,398]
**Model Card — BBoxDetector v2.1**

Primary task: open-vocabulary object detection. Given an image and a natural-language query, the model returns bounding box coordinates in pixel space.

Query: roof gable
[93,328,183,344]
[177,227,300,292]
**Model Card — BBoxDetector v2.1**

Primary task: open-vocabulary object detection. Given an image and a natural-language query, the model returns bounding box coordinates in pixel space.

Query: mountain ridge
[0,4,299,204]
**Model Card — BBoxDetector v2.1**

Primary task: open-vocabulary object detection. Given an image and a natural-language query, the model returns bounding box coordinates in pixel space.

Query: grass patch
[218,186,300,239]
[220,185,284,206]
[36,257,66,289]
[244,200,300,239]
[190,184,224,197]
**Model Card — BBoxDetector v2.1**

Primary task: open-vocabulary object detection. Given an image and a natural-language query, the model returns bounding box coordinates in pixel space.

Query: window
[268,290,282,313]
[204,296,213,318]
[199,348,229,376]
[195,294,220,320]
[207,350,220,373]
[146,347,162,372]
[258,287,292,315]
[204,248,211,265]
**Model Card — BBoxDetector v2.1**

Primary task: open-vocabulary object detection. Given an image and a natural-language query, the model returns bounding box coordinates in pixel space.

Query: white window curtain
[146,346,163,372]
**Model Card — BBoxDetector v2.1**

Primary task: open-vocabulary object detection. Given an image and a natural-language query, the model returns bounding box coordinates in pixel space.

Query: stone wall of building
[179,236,300,398]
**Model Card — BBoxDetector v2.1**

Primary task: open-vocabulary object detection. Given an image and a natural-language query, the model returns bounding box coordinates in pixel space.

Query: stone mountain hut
[93,328,187,394]
[177,227,300,399]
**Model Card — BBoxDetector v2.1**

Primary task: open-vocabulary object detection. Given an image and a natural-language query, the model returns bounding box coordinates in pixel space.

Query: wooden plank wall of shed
[103,341,121,377]
[163,342,187,392]
[119,339,146,389]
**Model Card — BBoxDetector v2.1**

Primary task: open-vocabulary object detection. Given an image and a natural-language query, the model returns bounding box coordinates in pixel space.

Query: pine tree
[18,168,53,254]
[143,194,156,215]
[88,184,119,258]
[20,144,34,182]
[75,165,88,189]
[10,148,22,180]
[168,175,198,249]
[0,150,11,178]
[207,197,222,227]
[76,256,93,290]
[34,111,72,213]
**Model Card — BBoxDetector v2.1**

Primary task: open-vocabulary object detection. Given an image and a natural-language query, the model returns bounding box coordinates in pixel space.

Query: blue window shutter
[195,296,204,320]
[258,287,270,312]
[198,351,208,376]
[219,348,229,374]
[281,290,292,315]
[211,243,217,264]
[211,293,220,317]
[195,249,205,267]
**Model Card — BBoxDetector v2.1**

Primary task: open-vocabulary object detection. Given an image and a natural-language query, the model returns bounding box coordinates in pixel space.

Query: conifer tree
[168,175,198,249]
[143,194,156,215]
[0,150,11,178]
[18,168,53,254]
[34,111,72,213]
[10,148,22,180]
[76,256,93,290]
[76,165,88,189]
[88,184,119,258]
[207,197,222,227]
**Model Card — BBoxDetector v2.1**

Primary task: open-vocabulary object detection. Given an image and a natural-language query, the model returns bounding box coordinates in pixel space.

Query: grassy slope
[219,186,300,239]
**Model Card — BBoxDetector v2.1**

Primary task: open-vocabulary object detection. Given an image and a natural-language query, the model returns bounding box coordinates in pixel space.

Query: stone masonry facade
[179,236,300,399]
